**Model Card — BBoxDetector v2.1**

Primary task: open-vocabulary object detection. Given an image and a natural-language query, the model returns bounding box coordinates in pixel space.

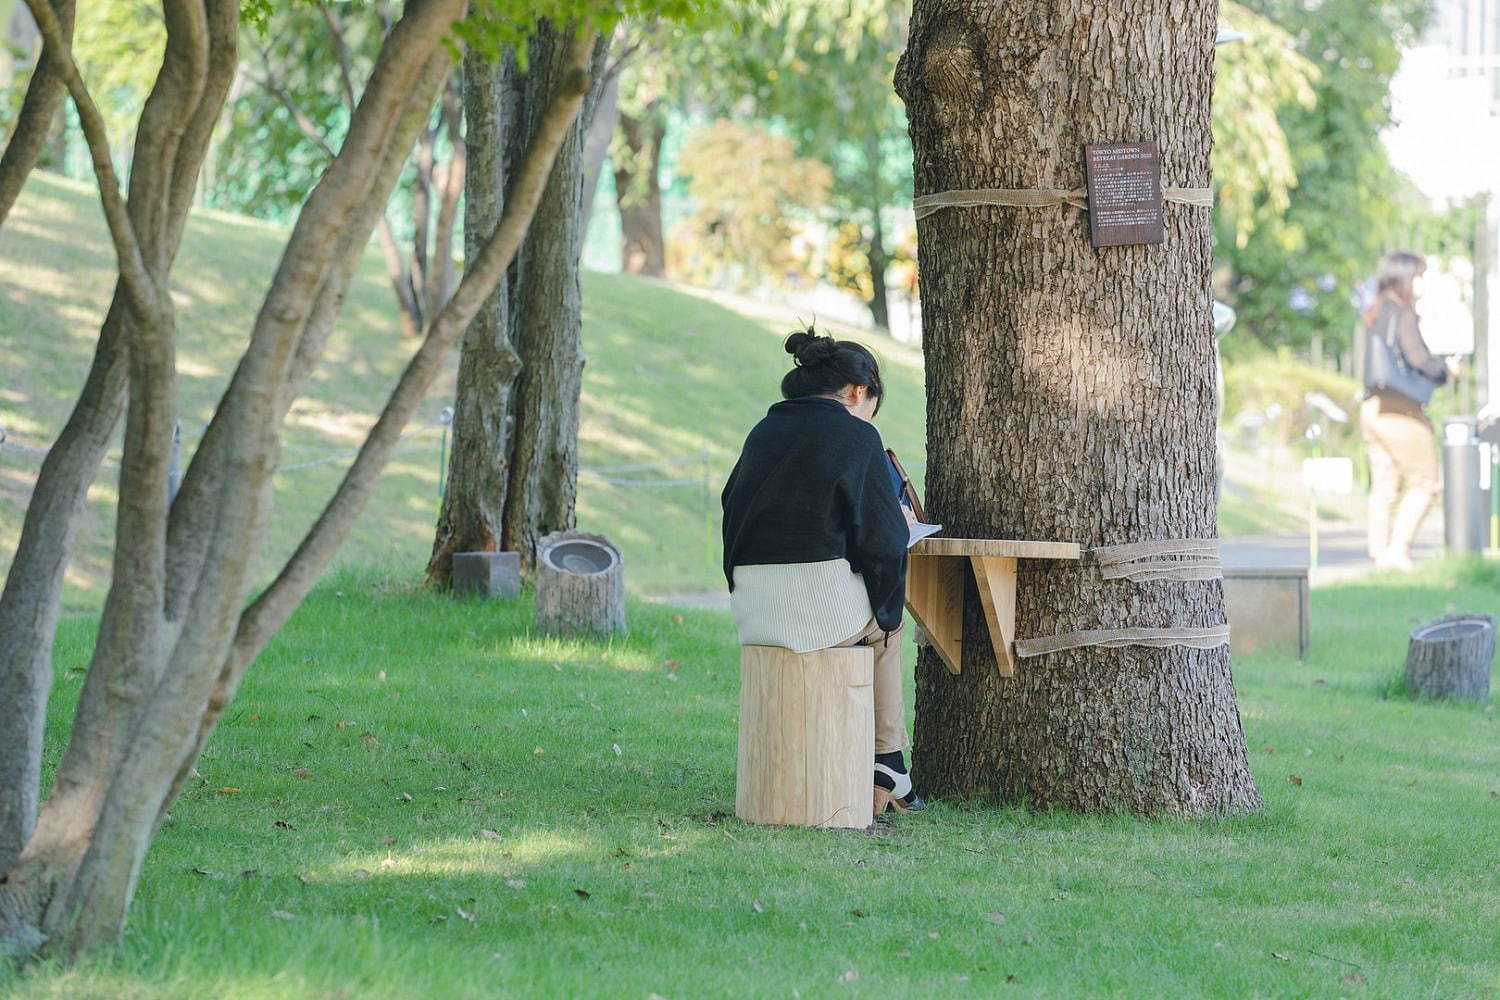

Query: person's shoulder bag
[1364,304,1439,406]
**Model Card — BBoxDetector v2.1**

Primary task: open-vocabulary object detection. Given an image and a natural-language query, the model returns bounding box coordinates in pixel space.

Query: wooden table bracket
[904,538,1082,677]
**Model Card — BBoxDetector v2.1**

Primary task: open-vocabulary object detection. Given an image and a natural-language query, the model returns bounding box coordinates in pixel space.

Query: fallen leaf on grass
[986,911,1006,924]
[613,744,623,757]
[248,714,261,722]
[215,786,240,795]
[290,768,312,779]
[1021,934,1033,946]
[456,906,477,923]
[360,732,378,748]
[835,970,859,985]
[573,888,591,901]
[1342,972,1366,985]
[382,836,397,845]
[533,746,545,756]
[273,820,295,830]
[271,910,294,921]
[397,792,413,802]
[1288,775,1303,786]
[672,614,684,626]
[927,930,940,940]
[506,879,527,889]
[663,659,680,670]
[1263,745,1276,754]
[191,867,220,878]
[751,900,764,913]
[1271,952,1291,961]
[336,720,350,729]
[480,829,501,840]
[1005,974,1018,983]
[377,670,386,683]
[353,869,371,879]
[896,949,911,958]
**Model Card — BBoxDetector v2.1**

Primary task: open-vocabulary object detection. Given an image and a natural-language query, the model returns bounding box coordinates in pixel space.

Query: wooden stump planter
[735,645,874,830]
[1404,614,1495,701]
[534,530,625,636]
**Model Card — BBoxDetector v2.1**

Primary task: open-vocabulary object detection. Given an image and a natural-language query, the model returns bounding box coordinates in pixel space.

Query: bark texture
[897,0,1260,814]
[426,48,521,583]
[429,25,608,583]
[612,108,665,277]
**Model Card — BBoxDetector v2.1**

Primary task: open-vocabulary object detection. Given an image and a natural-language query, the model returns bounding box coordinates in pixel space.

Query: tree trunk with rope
[896,0,1261,814]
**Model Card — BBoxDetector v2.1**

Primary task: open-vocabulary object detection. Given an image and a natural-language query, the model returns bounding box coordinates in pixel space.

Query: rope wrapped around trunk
[1012,539,1229,659]
[1092,537,1221,582]
[1015,624,1230,659]
[913,186,1214,220]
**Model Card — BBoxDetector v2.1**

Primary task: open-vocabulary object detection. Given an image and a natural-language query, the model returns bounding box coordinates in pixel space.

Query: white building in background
[1384,0,1500,408]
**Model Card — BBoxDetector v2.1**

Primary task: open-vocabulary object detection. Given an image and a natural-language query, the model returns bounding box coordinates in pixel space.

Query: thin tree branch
[244,67,338,160]
[320,3,361,113]
[21,0,154,313]
[0,0,76,227]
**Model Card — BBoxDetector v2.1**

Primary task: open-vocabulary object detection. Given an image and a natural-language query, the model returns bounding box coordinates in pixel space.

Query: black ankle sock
[875,750,907,775]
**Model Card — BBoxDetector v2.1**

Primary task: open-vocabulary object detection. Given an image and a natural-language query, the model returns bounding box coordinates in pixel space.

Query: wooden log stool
[1405,613,1495,701]
[735,645,874,830]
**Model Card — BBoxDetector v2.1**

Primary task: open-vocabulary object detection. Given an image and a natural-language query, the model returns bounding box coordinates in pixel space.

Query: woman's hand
[902,503,918,530]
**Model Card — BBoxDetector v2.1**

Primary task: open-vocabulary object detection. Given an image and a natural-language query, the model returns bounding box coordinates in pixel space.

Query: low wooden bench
[735,645,874,829]
[905,537,1083,676]
[1222,566,1309,659]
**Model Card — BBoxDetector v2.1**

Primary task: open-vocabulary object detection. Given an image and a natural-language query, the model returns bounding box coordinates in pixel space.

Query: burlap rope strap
[1015,624,1231,659]
[913,186,1214,221]
[1092,537,1222,583]
[1012,539,1228,659]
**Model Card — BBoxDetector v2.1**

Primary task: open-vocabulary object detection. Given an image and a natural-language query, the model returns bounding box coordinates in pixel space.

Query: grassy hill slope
[0,173,926,609]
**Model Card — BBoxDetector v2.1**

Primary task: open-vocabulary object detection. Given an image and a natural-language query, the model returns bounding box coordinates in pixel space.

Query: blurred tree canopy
[1214,0,1465,360]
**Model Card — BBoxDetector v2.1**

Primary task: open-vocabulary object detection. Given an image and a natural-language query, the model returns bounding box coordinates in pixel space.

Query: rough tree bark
[427,24,608,583]
[612,107,665,277]
[425,47,521,583]
[896,0,1261,814]
[501,26,609,571]
[0,0,598,961]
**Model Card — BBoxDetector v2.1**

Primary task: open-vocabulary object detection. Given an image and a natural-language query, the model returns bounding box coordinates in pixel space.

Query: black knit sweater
[721,397,908,632]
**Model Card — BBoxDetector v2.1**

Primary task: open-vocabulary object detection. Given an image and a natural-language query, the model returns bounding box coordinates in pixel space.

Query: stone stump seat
[734,645,874,830]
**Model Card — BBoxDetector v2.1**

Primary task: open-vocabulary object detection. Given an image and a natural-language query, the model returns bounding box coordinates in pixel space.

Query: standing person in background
[1360,252,1461,570]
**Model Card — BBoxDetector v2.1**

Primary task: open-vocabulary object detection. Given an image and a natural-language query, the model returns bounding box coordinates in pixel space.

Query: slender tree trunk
[430,25,607,582]
[0,0,74,224]
[579,57,619,231]
[500,26,608,570]
[0,304,125,872]
[897,0,1260,814]
[867,209,890,331]
[426,49,521,584]
[612,108,664,277]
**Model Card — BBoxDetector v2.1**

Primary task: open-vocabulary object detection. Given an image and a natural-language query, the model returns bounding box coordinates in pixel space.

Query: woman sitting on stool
[721,327,922,813]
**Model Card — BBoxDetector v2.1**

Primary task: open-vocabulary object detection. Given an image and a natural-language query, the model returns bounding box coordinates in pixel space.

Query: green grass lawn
[0,173,925,608]
[4,559,1495,999]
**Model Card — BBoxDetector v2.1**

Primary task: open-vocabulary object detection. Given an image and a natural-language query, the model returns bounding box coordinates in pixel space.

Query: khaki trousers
[1361,394,1439,560]
[835,617,908,754]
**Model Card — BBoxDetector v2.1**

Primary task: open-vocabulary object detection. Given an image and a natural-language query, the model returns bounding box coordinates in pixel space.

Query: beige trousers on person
[1361,394,1439,560]
[835,617,908,754]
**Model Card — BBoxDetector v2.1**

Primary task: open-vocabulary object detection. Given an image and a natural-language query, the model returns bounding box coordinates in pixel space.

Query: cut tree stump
[735,645,874,830]
[534,531,625,636]
[1404,613,1495,701]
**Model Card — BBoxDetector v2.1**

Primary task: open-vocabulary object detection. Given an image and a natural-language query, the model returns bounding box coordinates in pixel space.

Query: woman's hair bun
[784,327,837,366]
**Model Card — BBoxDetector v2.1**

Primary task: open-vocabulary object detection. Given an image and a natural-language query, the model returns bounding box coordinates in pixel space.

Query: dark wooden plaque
[1082,141,1164,248]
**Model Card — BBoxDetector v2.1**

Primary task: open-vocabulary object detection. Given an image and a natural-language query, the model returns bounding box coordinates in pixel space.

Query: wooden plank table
[905,537,1082,677]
